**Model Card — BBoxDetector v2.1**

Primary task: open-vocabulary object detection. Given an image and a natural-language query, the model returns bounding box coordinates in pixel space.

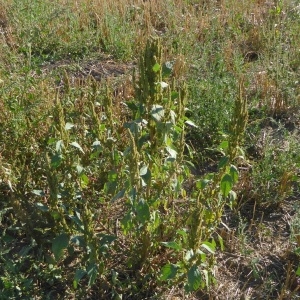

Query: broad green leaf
[185,249,194,261]
[152,63,161,72]
[51,153,63,168]
[203,269,209,287]
[73,269,86,289]
[32,190,45,196]
[296,266,300,276]
[35,202,49,212]
[196,179,210,190]
[219,140,229,151]
[162,61,173,78]
[161,241,182,251]
[76,164,84,174]
[56,140,63,152]
[139,165,148,176]
[80,174,89,188]
[121,212,134,234]
[70,141,84,153]
[136,199,150,224]
[187,265,202,291]
[99,234,117,246]
[177,229,188,243]
[87,263,98,287]
[185,120,198,128]
[230,165,239,183]
[166,147,177,159]
[71,235,85,247]
[111,189,125,202]
[201,241,216,254]
[158,81,168,88]
[140,165,151,184]
[218,156,229,169]
[151,105,165,122]
[92,140,101,147]
[229,190,237,208]
[160,264,178,281]
[52,233,69,261]
[65,122,74,130]
[220,174,233,197]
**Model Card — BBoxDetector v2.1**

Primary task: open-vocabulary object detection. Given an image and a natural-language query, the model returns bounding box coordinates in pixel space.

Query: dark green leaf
[35,202,49,212]
[161,241,182,251]
[71,235,85,247]
[187,265,202,291]
[111,189,126,202]
[73,269,86,289]
[218,156,229,169]
[136,199,150,224]
[52,233,69,261]
[99,234,117,246]
[51,153,63,168]
[162,61,173,78]
[87,263,98,286]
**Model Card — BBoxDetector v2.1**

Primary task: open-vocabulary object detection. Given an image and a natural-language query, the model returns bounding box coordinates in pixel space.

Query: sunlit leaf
[166,146,177,159]
[158,81,168,88]
[219,140,228,151]
[201,241,216,254]
[70,141,84,153]
[35,202,49,212]
[65,122,74,130]
[80,174,89,188]
[56,140,63,152]
[152,63,161,72]
[185,120,198,128]
[151,105,165,122]
[161,241,182,251]
[185,249,194,261]
[140,165,148,176]
[160,264,178,281]
[220,174,233,197]
[32,190,45,196]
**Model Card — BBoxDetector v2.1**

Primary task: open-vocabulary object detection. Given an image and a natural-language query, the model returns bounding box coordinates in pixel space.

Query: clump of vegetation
[0,0,299,299]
